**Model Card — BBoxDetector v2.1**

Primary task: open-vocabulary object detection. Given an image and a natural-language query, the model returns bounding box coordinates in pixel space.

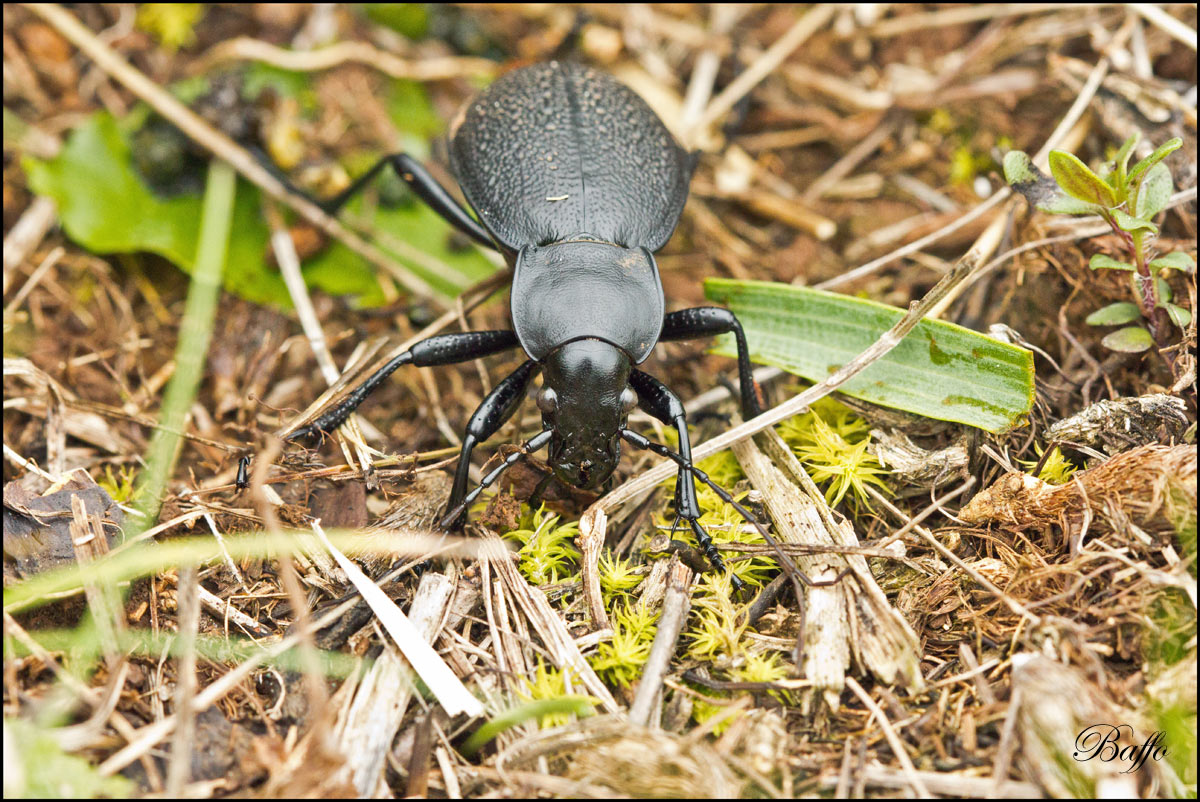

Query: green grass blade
[704,279,1034,433]
[135,159,235,522]
[2,530,478,614]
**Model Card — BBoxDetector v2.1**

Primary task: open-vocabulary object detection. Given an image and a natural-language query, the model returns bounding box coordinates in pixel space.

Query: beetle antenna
[438,429,553,529]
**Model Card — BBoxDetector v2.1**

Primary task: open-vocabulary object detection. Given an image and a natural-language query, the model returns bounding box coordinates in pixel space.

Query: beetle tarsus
[619,427,748,586]
[235,455,251,490]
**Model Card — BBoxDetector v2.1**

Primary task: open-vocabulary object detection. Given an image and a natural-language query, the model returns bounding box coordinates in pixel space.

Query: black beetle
[279,61,763,580]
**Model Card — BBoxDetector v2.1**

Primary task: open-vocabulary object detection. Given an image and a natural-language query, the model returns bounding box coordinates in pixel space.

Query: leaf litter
[3,4,1196,798]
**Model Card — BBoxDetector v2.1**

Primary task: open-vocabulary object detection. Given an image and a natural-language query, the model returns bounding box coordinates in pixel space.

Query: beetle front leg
[445,359,540,527]
[628,370,733,580]
[286,330,520,443]
[321,153,496,250]
[660,307,763,419]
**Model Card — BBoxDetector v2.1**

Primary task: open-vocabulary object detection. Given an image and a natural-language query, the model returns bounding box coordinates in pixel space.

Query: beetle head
[538,338,637,489]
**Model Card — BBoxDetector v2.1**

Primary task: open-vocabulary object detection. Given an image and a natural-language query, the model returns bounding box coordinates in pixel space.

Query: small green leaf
[1003,150,1106,215]
[23,110,497,307]
[1165,304,1192,328]
[1003,150,1039,186]
[1112,209,1158,235]
[1127,137,1182,185]
[1048,150,1117,207]
[1101,326,1154,353]
[1134,161,1173,219]
[1149,252,1195,272]
[1113,132,1141,184]
[459,697,596,758]
[23,113,294,307]
[1089,253,1135,271]
[1085,302,1141,326]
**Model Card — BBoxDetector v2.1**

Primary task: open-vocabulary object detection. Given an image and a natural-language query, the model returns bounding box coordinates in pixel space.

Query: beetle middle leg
[627,370,737,585]
[660,307,763,419]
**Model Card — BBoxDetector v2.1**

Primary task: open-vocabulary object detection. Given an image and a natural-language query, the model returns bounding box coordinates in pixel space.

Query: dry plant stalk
[732,431,924,701]
[628,557,693,726]
[333,572,456,797]
[68,489,124,661]
[486,532,620,713]
[576,507,611,630]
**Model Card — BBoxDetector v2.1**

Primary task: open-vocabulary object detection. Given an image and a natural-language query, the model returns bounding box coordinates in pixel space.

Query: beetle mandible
[283,61,763,580]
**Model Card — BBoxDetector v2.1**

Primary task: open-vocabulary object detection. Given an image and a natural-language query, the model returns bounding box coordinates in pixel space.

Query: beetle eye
[619,387,638,413]
[536,387,558,414]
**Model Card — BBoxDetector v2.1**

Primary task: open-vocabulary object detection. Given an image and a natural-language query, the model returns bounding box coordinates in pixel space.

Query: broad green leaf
[4,718,135,799]
[1134,161,1173,219]
[385,78,444,142]
[243,62,318,112]
[1089,253,1135,271]
[23,113,296,306]
[22,111,497,307]
[1157,278,1173,303]
[1127,137,1182,185]
[1101,326,1154,353]
[1165,303,1192,328]
[1112,209,1157,235]
[364,3,430,39]
[704,279,1034,433]
[1048,150,1116,207]
[303,198,497,299]
[1086,302,1141,326]
[1150,252,1195,272]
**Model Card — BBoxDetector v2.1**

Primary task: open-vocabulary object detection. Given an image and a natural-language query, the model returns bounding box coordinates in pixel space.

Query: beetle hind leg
[320,153,497,250]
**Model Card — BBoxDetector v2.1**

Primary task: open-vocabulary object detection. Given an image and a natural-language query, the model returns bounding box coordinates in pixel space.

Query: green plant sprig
[1004,134,1193,357]
[589,601,659,688]
[502,504,581,587]
[777,397,891,509]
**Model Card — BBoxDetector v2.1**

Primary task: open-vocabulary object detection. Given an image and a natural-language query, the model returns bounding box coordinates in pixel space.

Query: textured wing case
[449,61,691,252]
